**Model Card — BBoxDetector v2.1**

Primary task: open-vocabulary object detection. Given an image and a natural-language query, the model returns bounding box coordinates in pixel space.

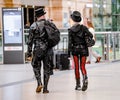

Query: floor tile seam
[0,78,35,88]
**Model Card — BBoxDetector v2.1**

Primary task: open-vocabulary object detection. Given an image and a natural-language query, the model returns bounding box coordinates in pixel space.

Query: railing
[0,30,120,63]
[54,31,120,62]
[94,31,120,61]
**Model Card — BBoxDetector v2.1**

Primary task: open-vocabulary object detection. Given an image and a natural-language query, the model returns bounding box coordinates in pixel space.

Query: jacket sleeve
[83,25,93,38]
[68,29,72,57]
[26,25,35,56]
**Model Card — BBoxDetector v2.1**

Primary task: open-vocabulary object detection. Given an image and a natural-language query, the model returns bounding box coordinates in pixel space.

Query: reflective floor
[0,61,120,100]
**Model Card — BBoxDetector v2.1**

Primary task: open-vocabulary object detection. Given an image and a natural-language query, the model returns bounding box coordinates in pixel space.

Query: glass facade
[112,0,120,31]
[93,0,112,31]
[93,0,120,31]
[93,0,120,61]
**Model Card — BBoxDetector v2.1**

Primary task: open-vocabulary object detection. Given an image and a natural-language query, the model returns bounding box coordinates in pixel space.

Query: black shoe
[75,85,81,90]
[43,89,49,94]
[75,78,81,90]
[36,85,43,93]
[82,79,88,91]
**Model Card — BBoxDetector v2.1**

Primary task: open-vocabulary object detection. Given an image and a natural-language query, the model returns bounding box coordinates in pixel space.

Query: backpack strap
[35,22,46,38]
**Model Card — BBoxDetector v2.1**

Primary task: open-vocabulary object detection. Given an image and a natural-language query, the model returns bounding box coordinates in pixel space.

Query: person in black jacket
[27,7,54,94]
[68,11,93,91]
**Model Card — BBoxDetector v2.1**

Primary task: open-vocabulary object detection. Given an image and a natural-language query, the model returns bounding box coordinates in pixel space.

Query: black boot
[75,78,81,90]
[43,74,50,93]
[82,75,88,91]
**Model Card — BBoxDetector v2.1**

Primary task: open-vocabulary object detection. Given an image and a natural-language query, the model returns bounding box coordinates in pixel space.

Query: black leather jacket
[68,24,93,56]
[27,19,48,56]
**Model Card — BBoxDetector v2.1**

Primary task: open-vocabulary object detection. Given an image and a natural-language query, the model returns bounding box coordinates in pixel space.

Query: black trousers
[31,49,51,90]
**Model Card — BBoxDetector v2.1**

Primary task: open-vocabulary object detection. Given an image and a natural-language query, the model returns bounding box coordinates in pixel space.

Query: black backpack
[44,20,60,48]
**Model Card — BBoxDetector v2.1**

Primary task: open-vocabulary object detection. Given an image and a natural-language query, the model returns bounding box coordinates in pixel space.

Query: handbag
[80,24,95,47]
[85,36,95,47]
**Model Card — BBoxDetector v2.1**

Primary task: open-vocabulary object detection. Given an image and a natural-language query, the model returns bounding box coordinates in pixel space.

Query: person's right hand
[26,57,32,61]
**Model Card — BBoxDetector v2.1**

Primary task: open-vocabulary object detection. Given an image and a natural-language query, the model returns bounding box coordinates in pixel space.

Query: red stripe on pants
[80,56,87,75]
[73,55,87,79]
[73,55,80,79]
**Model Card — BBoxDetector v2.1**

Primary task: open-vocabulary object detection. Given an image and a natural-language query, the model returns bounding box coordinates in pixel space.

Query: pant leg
[91,47,100,59]
[80,56,87,75]
[73,55,80,79]
[80,56,88,91]
[31,54,42,86]
[47,48,54,75]
[43,54,50,91]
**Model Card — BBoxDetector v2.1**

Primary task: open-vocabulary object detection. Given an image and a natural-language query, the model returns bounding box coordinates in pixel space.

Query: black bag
[44,20,60,48]
[80,25,95,47]
[85,36,95,47]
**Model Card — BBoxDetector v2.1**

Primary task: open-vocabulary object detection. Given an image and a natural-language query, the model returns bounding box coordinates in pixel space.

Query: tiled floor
[0,61,120,100]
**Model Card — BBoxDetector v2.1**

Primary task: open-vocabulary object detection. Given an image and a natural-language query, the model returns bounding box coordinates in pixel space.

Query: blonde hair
[87,20,94,28]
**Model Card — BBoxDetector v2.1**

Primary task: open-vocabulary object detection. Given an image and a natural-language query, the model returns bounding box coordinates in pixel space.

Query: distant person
[26,8,57,94]
[68,11,94,91]
[86,20,101,64]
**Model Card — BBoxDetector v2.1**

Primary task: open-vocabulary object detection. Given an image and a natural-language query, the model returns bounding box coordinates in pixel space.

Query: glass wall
[93,0,120,31]
[93,0,112,31]
[93,0,120,61]
[23,31,120,61]
[1,23,120,63]
[112,0,120,31]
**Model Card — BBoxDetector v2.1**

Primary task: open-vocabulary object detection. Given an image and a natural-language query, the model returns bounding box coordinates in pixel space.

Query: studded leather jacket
[68,24,93,56]
[27,19,48,56]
